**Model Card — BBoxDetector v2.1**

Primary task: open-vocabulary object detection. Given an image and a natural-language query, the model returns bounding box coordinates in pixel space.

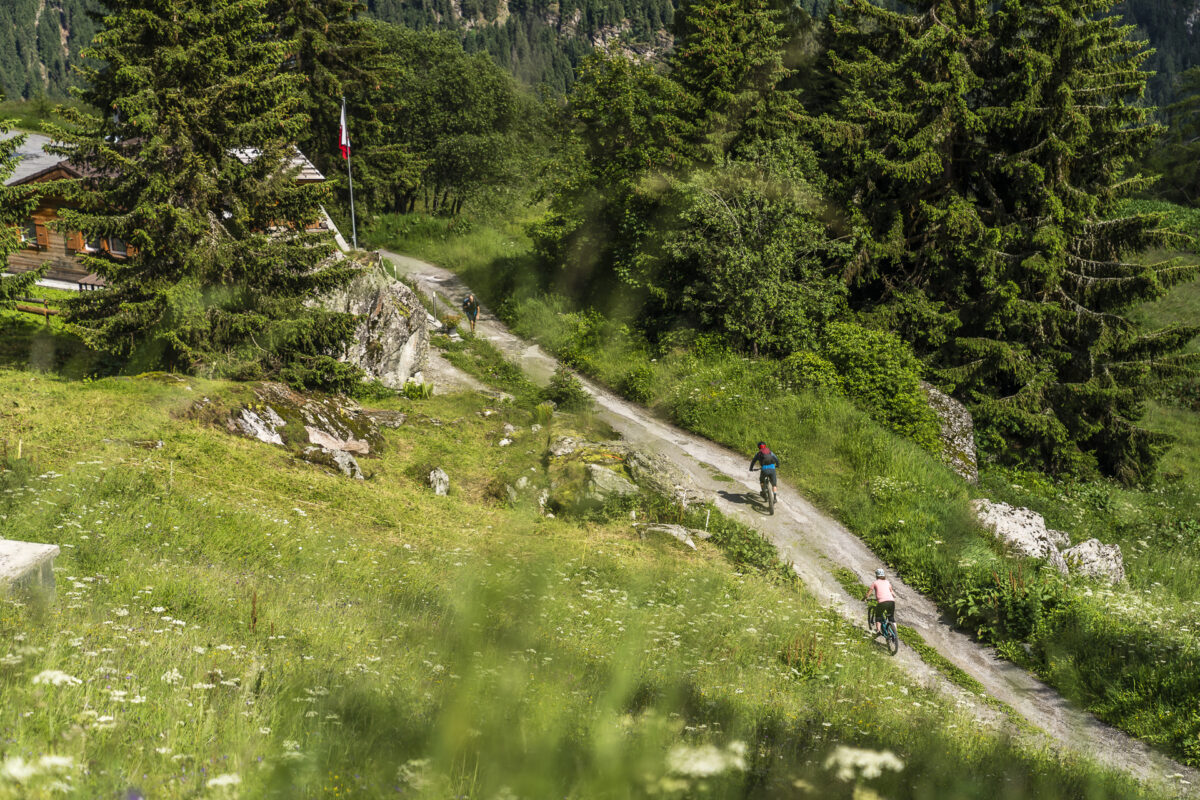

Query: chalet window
[19,218,37,247]
[107,236,127,256]
[83,237,101,253]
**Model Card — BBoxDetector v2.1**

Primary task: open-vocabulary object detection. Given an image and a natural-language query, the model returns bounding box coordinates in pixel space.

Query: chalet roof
[232,147,325,181]
[4,131,325,186]
[1,132,60,186]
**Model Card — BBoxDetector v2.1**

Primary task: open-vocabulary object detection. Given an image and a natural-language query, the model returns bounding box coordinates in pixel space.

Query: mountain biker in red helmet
[749,441,779,504]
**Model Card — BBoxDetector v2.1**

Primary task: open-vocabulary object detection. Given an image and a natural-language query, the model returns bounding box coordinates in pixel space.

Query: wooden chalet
[3,132,344,291]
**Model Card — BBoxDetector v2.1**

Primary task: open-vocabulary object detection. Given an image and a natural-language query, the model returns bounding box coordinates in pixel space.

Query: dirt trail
[382,249,1198,795]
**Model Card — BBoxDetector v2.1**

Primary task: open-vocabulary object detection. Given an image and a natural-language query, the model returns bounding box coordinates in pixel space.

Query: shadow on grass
[0,313,110,378]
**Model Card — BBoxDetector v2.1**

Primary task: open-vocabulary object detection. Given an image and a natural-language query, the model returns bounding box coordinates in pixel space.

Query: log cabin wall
[7,194,91,283]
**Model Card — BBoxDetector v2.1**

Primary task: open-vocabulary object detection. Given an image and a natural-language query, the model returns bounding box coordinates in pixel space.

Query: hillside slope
[0,309,1184,797]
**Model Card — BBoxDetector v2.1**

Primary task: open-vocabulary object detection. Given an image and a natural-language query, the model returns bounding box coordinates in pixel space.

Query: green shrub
[618,363,656,404]
[401,380,434,400]
[820,321,941,451]
[542,365,592,412]
[778,351,842,394]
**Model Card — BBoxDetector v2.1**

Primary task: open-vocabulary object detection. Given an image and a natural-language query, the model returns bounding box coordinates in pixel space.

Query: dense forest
[5,0,1200,100]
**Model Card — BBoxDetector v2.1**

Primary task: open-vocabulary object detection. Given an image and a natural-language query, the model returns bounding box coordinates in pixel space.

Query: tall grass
[0,369,1175,798]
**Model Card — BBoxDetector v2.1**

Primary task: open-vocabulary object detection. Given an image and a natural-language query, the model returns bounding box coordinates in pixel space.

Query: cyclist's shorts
[760,470,777,487]
[874,600,895,622]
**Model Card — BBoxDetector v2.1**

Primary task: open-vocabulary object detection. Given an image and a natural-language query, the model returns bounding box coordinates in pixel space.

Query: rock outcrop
[584,464,639,503]
[0,540,59,596]
[549,436,705,510]
[635,523,712,550]
[921,382,978,484]
[429,468,450,496]
[1063,539,1125,585]
[217,382,394,479]
[971,498,1125,584]
[320,264,429,390]
[972,499,1069,576]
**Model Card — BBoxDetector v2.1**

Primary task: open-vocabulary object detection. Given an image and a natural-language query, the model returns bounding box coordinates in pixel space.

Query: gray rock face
[1063,539,1125,585]
[584,464,639,502]
[624,448,706,509]
[429,468,450,496]
[550,436,705,509]
[219,382,385,478]
[972,499,1069,576]
[636,523,712,550]
[302,446,364,480]
[321,264,429,389]
[0,540,59,595]
[235,406,286,446]
[922,382,978,484]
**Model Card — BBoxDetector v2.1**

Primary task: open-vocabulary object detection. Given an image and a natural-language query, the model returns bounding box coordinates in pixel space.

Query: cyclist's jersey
[750,450,780,471]
[869,579,894,603]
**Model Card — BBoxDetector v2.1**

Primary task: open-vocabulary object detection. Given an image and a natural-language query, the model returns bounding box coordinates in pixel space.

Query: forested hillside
[6,0,1199,100]
[0,0,97,101]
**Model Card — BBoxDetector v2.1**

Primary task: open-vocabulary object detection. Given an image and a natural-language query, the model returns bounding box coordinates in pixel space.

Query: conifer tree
[46,0,359,382]
[820,0,1199,479]
[0,123,43,300]
[268,0,395,181]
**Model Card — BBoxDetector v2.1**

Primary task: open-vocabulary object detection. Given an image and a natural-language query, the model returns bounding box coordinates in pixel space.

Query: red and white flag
[339,99,351,160]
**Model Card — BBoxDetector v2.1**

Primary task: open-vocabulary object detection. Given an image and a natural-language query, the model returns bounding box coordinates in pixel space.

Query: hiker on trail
[461,293,479,333]
[864,568,896,635]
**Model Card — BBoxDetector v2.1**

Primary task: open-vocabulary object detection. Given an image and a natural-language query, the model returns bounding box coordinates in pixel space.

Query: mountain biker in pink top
[864,568,896,635]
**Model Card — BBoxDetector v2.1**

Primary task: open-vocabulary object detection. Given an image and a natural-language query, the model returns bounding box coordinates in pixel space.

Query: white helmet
[875,568,885,578]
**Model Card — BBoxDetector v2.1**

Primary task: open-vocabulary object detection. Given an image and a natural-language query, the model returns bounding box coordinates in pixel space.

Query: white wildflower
[824,746,905,782]
[36,755,74,772]
[32,670,82,687]
[206,773,241,788]
[666,741,747,777]
[0,756,37,782]
[161,668,183,685]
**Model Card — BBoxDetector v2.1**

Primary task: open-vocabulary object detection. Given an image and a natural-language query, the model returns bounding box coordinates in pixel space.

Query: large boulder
[921,382,978,484]
[623,448,707,509]
[1063,539,1125,585]
[320,264,429,389]
[429,468,450,497]
[550,436,706,509]
[216,382,385,479]
[584,464,639,503]
[971,499,1068,576]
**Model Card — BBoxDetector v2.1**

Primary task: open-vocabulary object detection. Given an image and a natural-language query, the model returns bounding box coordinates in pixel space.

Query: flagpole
[342,96,358,250]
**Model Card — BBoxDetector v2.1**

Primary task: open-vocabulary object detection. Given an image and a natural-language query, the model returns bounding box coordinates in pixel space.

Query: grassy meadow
[0,306,1182,797]
[364,209,1200,767]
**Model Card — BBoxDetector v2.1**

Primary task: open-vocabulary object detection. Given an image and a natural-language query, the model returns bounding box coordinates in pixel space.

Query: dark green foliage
[820,321,939,450]
[1148,67,1200,206]
[45,0,360,385]
[369,24,530,217]
[541,364,593,411]
[0,0,99,101]
[817,0,1199,480]
[0,122,44,301]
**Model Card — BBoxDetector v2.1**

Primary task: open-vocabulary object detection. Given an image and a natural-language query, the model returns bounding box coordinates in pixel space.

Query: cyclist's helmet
[875,568,886,578]
[757,441,768,450]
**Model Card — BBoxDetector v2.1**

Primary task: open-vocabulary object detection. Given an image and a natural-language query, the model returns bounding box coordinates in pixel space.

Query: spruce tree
[45,0,359,381]
[670,0,800,160]
[820,0,1198,480]
[0,123,43,300]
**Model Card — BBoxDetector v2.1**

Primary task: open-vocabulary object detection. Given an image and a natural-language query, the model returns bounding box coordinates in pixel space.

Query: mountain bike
[868,603,900,655]
[749,466,775,515]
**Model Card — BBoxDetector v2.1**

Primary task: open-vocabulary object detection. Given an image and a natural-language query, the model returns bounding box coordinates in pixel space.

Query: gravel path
[382,249,1198,796]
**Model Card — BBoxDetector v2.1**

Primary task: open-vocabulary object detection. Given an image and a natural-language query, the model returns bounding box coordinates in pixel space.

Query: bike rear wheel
[884,621,899,655]
[767,483,775,514]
